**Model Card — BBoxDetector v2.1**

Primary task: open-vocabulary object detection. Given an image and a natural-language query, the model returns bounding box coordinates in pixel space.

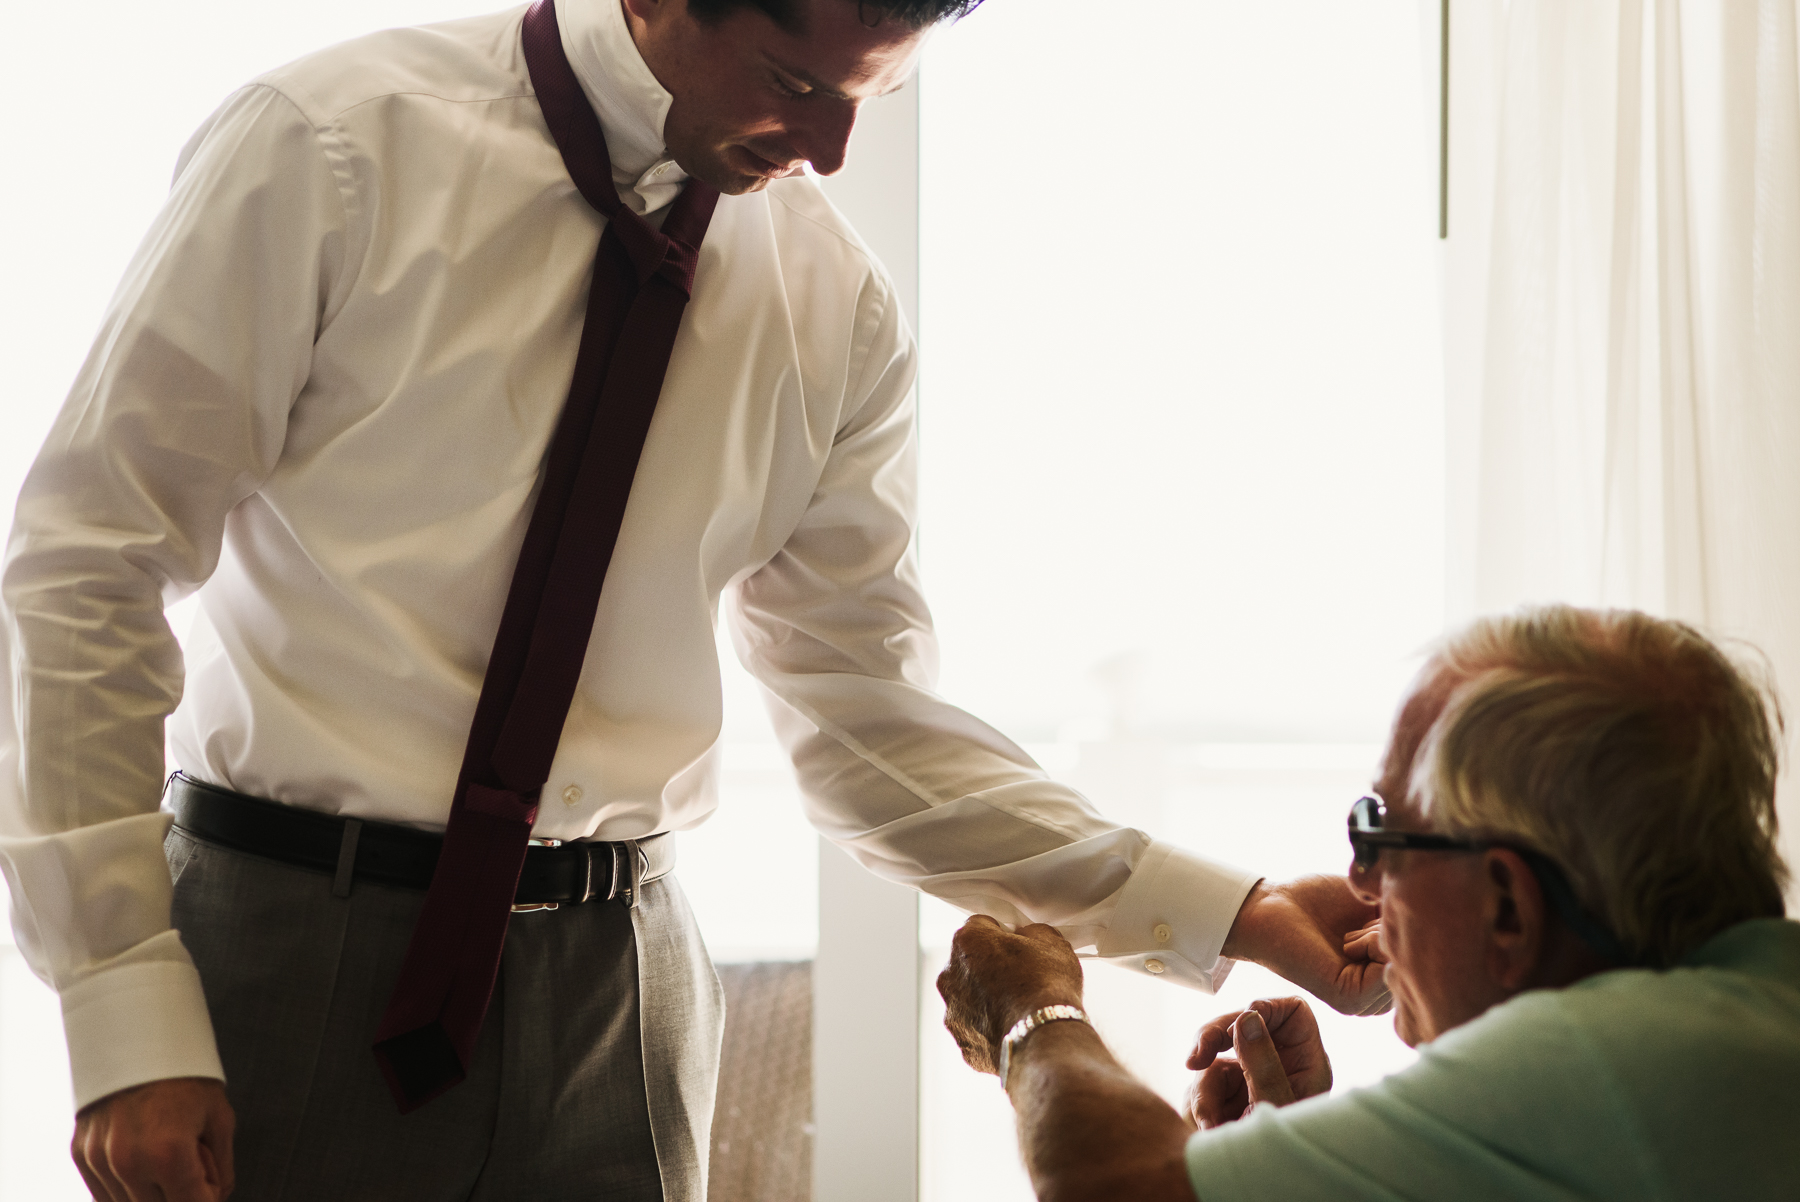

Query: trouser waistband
[164,772,673,908]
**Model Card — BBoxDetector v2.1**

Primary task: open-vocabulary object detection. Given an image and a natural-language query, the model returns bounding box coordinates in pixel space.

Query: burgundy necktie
[372,0,720,1113]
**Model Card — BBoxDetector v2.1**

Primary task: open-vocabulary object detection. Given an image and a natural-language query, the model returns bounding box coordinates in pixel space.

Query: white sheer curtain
[1444,0,1800,903]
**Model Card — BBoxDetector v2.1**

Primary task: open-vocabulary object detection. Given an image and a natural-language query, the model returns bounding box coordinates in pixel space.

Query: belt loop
[332,819,364,899]
[624,839,644,909]
[608,843,628,903]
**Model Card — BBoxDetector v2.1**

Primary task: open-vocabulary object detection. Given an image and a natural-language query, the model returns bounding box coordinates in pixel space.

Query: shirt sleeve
[0,83,350,1110]
[1183,994,1658,1201]
[728,272,1259,991]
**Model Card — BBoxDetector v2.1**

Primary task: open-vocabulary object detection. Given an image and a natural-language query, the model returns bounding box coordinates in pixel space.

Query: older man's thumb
[1232,1010,1296,1108]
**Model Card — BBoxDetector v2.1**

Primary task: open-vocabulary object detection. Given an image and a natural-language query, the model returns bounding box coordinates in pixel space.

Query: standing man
[0,1,1385,1200]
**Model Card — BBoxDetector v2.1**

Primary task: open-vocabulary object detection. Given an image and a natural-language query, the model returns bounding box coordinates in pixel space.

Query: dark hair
[687,0,983,33]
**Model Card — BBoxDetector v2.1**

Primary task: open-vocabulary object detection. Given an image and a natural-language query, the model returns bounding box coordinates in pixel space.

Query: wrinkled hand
[936,916,1085,1076]
[1222,875,1390,1015]
[73,1077,235,1202]
[1183,996,1331,1129]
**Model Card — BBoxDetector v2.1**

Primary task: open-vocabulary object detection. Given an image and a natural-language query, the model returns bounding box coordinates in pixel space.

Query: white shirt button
[1145,959,1165,975]
[561,784,583,807]
[1153,923,1172,943]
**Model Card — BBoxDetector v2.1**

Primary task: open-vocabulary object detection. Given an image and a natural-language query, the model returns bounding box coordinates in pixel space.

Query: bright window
[915,2,1442,1196]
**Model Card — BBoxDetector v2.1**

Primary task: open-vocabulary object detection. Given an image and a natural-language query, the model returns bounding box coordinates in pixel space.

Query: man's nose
[1347,858,1381,905]
[794,99,860,178]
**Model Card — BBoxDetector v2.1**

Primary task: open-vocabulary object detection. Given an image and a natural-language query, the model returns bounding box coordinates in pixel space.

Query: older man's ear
[1480,847,1615,997]
[1482,849,1548,992]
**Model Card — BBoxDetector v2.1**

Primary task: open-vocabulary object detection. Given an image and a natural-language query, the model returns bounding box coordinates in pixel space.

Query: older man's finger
[1251,996,1313,1042]
[1186,1013,1239,1070]
[943,1013,996,1074]
[1232,1009,1296,1107]
[1189,1058,1250,1129]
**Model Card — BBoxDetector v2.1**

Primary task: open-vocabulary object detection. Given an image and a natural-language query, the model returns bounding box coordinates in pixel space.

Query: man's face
[1352,672,1514,1046]
[624,0,929,195]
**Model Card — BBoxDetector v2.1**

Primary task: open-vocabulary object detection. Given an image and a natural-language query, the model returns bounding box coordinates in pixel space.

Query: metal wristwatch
[997,1004,1090,1088]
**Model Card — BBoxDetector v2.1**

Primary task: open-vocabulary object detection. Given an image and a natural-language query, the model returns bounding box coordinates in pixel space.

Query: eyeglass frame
[1346,793,1647,968]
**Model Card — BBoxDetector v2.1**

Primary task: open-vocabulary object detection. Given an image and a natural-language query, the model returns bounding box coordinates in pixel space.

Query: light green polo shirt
[1186,918,1800,1201]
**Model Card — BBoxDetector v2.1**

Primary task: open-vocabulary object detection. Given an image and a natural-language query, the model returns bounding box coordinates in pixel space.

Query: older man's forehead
[1376,665,1461,804]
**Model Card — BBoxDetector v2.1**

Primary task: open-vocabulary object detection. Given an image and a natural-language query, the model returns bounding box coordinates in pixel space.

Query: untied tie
[372,0,721,1112]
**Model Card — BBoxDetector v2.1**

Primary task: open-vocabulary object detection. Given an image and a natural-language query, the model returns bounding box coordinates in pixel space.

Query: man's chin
[715,173,776,196]
[713,146,807,194]
[682,157,782,197]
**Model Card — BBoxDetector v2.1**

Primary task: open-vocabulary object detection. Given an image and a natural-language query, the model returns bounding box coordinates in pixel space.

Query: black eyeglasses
[1346,793,1647,968]
[1347,793,1489,869]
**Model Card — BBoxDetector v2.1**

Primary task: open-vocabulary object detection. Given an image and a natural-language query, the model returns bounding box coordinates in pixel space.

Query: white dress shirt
[0,0,1258,1110]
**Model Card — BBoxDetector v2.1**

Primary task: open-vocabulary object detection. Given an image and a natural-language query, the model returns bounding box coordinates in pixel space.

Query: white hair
[1413,606,1788,967]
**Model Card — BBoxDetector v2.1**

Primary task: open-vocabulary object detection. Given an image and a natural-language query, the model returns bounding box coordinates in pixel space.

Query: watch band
[997,1004,1090,1088]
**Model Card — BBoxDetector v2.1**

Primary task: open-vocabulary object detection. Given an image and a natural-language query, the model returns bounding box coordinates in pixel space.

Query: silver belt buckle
[512,836,563,913]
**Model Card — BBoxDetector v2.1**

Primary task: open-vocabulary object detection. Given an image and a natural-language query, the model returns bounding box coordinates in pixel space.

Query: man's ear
[622,0,668,26]
[1480,848,1547,993]
[622,0,685,61]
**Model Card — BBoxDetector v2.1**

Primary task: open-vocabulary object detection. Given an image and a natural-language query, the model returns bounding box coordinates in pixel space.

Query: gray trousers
[166,827,724,1202]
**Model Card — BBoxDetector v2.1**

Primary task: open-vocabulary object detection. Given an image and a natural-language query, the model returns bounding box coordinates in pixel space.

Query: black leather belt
[164,773,672,910]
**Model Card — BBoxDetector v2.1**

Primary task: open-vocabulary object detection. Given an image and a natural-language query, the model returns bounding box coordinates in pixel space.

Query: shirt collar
[556,0,691,215]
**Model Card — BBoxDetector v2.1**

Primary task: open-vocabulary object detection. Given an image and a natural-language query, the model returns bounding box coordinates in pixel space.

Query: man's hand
[936,916,1085,1076]
[1221,875,1390,1015]
[1344,914,1387,966]
[1183,996,1331,1129]
[73,1077,235,1202]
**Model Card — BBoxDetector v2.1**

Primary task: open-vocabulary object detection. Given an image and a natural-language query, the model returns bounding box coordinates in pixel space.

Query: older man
[940,605,1800,1201]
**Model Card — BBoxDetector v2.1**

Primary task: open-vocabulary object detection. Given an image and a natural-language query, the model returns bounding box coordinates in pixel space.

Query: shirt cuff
[1092,841,1262,992]
[61,959,225,1112]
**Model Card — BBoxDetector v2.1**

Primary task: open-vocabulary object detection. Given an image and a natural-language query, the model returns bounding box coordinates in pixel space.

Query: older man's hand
[936,916,1086,1075]
[1223,875,1391,1016]
[1182,996,1332,1129]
